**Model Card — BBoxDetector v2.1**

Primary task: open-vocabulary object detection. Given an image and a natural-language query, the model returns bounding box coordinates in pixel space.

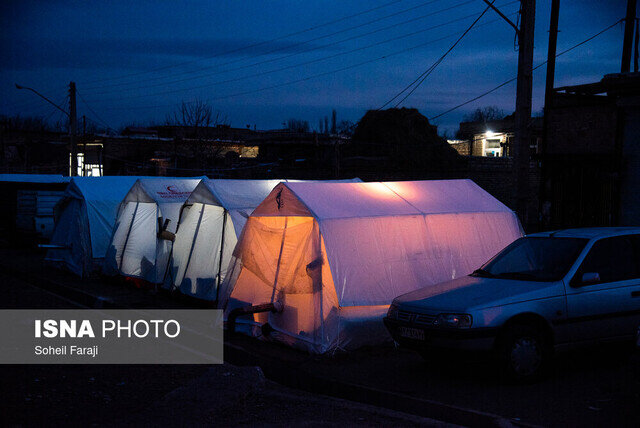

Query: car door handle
[632,291,640,298]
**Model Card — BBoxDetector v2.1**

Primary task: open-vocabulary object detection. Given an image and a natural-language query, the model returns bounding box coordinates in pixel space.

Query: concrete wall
[619,106,640,226]
[464,156,540,232]
[547,95,617,155]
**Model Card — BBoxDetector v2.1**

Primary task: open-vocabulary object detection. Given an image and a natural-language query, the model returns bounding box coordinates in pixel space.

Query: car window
[574,235,640,285]
[478,237,588,282]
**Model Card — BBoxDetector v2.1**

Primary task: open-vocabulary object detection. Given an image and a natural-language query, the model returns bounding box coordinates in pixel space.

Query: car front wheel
[500,324,549,381]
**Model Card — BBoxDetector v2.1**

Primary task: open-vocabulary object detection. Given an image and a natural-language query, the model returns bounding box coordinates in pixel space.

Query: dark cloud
[0,37,336,71]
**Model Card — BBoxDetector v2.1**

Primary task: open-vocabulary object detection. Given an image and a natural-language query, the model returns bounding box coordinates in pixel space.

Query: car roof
[527,227,640,239]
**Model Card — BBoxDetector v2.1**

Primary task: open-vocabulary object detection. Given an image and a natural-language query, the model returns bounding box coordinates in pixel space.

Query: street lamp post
[15,82,78,176]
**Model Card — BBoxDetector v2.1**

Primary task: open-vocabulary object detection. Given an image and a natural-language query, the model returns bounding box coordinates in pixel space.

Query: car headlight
[433,313,472,328]
[387,303,399,319]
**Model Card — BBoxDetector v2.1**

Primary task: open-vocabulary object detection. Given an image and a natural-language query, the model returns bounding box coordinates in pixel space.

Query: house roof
[555,72,640,96]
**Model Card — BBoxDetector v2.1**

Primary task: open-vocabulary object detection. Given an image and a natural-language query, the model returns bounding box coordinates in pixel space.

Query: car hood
[394,275,563,312]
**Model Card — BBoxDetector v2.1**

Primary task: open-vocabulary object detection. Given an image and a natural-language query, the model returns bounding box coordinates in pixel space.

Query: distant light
[485,130,495,138]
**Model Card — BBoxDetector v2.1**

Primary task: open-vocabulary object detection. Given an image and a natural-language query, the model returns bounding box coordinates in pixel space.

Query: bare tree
[1,114,65,132]
[331,109,337,134]
[463,106,506,123]
[337,120,356,136]
[286,118,310,133]
[165,99,230,171]
[166,99,228,128]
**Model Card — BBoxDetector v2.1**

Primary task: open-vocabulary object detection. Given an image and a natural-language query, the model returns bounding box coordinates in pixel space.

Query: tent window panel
[173,204,226,293]
[236,216,314,292]
[219,212,238,285]
[228,215,324,347]
[171,204,202,287]
[229,267,281,310]
[273,220,315,295]
[120,202,158,278]
[234,217,289,288]
[183,205,226,295]
[269,219,323,348]
[110,201,138,271]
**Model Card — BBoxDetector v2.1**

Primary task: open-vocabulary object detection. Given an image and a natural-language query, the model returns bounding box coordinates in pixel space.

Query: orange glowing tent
[218,180,523,353]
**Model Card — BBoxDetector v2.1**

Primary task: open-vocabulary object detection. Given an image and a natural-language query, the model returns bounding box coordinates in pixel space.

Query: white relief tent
[45,176,142,277]
[168,178,361,301]
[218,180,524,354]
[103,177,203,283]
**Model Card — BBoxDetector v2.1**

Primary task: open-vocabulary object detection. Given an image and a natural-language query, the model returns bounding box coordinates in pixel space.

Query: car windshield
[472,237,589,282]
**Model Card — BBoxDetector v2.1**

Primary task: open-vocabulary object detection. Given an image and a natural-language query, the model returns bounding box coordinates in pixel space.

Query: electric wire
[79,0,414,86]
[93,13,513,111]
[76,90,116,131]
[85,2,516,102]
[82,0,472,93]
[429,19,623,120]
[379,0,496,110]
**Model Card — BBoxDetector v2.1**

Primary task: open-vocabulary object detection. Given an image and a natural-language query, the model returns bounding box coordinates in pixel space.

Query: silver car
[384,227,640,380]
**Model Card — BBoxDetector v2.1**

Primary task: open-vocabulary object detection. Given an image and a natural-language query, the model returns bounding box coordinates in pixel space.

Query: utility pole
[540,0,560,229]
[621,0,637,72]
[1,118,5,171]
[543,0,560,111]
[69,81,78,176]
[482,0,536,227]
[82,115,87,177]
[513,0,536,227]
[635,16,639,72]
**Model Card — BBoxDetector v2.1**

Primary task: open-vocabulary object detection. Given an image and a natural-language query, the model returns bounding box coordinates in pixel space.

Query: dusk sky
[0,0,629,134]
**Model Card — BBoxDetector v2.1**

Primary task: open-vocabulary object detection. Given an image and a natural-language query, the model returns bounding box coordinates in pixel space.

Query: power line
[76,89,115,131]
[85,2,512,102]
[429,18,623,121]
[379,0,496,109]
[93,13,512,111]
[79,0,409,87]
[82,0,469,94]
[42,95,69,124]
[51,97,69,131]
[5,87,68,114]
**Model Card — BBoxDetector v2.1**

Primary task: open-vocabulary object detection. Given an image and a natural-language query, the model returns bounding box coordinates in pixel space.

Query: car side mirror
[581,272,601,285]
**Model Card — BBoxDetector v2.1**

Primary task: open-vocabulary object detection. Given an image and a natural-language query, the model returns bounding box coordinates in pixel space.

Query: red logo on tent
[157,185,190,198]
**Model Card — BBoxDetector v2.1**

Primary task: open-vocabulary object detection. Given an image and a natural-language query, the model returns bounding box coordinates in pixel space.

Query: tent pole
[171,204,203,290]
[118,202,139,271]
[315,221,324,352]
[215,208,228,302]
[270,217,289,303]
[154,205,160,287]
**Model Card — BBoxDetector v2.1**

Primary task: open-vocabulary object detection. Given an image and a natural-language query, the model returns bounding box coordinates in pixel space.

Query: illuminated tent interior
[103,177,202,283]
[46,176,142,277]
[218,180,524,354]
[169,178,361,301]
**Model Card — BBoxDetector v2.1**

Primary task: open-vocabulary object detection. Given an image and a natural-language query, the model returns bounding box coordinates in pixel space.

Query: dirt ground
[0,271,448,427]
[1,248,640,427]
